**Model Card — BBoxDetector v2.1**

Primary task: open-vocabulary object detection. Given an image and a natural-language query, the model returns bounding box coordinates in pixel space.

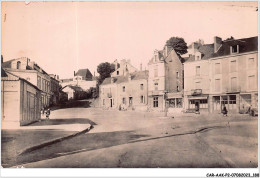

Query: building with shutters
[184,36,258,114]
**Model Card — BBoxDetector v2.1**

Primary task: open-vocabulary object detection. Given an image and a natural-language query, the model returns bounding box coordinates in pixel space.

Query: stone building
[184,36,258,114]
[111,59,138,77]
[100,70,148,111]
[148,46,184,113]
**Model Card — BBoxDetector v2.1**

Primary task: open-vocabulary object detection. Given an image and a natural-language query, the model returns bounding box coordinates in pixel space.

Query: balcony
[191,89,202,96]
[107,93,112,98]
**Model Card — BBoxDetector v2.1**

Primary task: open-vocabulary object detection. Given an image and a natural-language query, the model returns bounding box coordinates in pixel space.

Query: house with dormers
[148,45,184,113]
[184,36,258,114]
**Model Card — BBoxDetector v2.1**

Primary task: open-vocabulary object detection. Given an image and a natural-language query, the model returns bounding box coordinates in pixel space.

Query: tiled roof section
[100,70,148,85]
[75,69,93,80]
[212,36,258,58]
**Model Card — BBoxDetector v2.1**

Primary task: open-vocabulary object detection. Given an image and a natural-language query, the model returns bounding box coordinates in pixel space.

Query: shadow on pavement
[50,100,91,111]
[12,130,149,167]
[29,118,97,126]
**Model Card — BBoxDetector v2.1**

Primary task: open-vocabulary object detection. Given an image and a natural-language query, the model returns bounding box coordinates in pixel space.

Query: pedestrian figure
[45,108,51,119]
[222,105,228,116]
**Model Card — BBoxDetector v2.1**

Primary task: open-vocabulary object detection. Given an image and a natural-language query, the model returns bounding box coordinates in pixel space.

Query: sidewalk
[1,118,92,167]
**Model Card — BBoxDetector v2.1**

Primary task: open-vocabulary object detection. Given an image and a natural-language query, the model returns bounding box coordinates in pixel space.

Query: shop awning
[188,96,208,100]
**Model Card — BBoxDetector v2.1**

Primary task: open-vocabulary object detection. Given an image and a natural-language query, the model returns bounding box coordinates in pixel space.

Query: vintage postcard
[1,1,258,177]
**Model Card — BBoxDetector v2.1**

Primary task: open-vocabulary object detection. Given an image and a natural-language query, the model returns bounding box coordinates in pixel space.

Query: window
[154,66,158,77]
[248,58,255,69]
[37,76,41,88]
[176,98,182,108]
[122,86,125,92]
[215,79,220,92]
[140,96,144,103]
[177,86,179,92]
[231,45,238,54]
[248,75,256,90]
[140,84,144,90]
[196,56,200,61]
[200,99,208,109]
[154,83,158,91]
[153,97,158,107]
[215,63,220,74]
[230,60,237,72]
[169,99,176,108]
[196,66,200,76]
[17,61,21,69]
[122,97,126,104]
[117,71,119,75]
[176,72,179,78]
[231,77,237,91]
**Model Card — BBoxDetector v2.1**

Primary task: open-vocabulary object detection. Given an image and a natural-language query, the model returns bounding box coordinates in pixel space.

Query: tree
[95,62,115,98]
[97,62,115,84]
[165,37,188,56]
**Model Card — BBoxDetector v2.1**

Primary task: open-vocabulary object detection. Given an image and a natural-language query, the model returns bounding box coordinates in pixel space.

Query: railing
[191,89,202,96]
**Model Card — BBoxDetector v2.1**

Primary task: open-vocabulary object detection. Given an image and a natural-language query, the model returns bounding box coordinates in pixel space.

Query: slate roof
[185,36,258,63]
[100,70,148,85]
[212,36,258,58]
[75,69,93,80]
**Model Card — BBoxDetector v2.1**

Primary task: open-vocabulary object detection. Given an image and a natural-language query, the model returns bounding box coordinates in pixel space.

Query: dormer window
[231,45,239,54]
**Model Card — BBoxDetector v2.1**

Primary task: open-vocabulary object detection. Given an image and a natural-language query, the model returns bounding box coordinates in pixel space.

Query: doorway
[129,97,133,106]
[110,99,113,107]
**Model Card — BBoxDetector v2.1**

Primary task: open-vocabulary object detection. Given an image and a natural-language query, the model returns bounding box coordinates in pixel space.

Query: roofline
[210,51,258,60]
[3,71,41,91]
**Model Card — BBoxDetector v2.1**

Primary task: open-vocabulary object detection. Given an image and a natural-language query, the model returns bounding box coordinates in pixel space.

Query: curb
[19,125,94,156]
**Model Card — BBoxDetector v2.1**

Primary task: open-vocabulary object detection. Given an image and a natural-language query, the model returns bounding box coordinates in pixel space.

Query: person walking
[45,108,51,119]
[222,105,228,116]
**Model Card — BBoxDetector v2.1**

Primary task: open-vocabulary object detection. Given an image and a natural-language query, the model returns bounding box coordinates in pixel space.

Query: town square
[0,1,259,177]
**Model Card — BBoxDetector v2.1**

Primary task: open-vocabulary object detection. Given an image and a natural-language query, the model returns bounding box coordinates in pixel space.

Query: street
[3,107,257,168]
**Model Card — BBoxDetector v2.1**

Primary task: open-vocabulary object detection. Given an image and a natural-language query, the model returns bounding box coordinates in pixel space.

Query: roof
[101,70,148,85]
[2,70,41,91]
[212,36,258,58]
[1,68,8,77]
[62,85,83,92]
[75,69,93,79]
[185,44,214,62]
[185,36,258,62]
[60,78,73,83]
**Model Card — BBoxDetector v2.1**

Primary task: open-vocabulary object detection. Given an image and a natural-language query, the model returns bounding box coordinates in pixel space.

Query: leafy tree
[165,37,188,56]
[97,62,115,84]
[95,62,115,98]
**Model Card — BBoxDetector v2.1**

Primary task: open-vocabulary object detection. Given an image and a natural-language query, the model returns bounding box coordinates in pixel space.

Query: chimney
[57,75,59,80]
[74,71,76,76]
[214,36,222,53]
[140,63,142,71]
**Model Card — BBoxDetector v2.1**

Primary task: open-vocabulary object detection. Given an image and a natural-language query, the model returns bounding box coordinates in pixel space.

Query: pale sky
[1,1,258,79]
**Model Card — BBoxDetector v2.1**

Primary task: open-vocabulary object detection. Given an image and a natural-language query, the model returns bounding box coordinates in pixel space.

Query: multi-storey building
[100,70,148,111]
[184,36,258,114]
[49,74,60,105]
[2,57,52,108]
[148,45,184,113]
